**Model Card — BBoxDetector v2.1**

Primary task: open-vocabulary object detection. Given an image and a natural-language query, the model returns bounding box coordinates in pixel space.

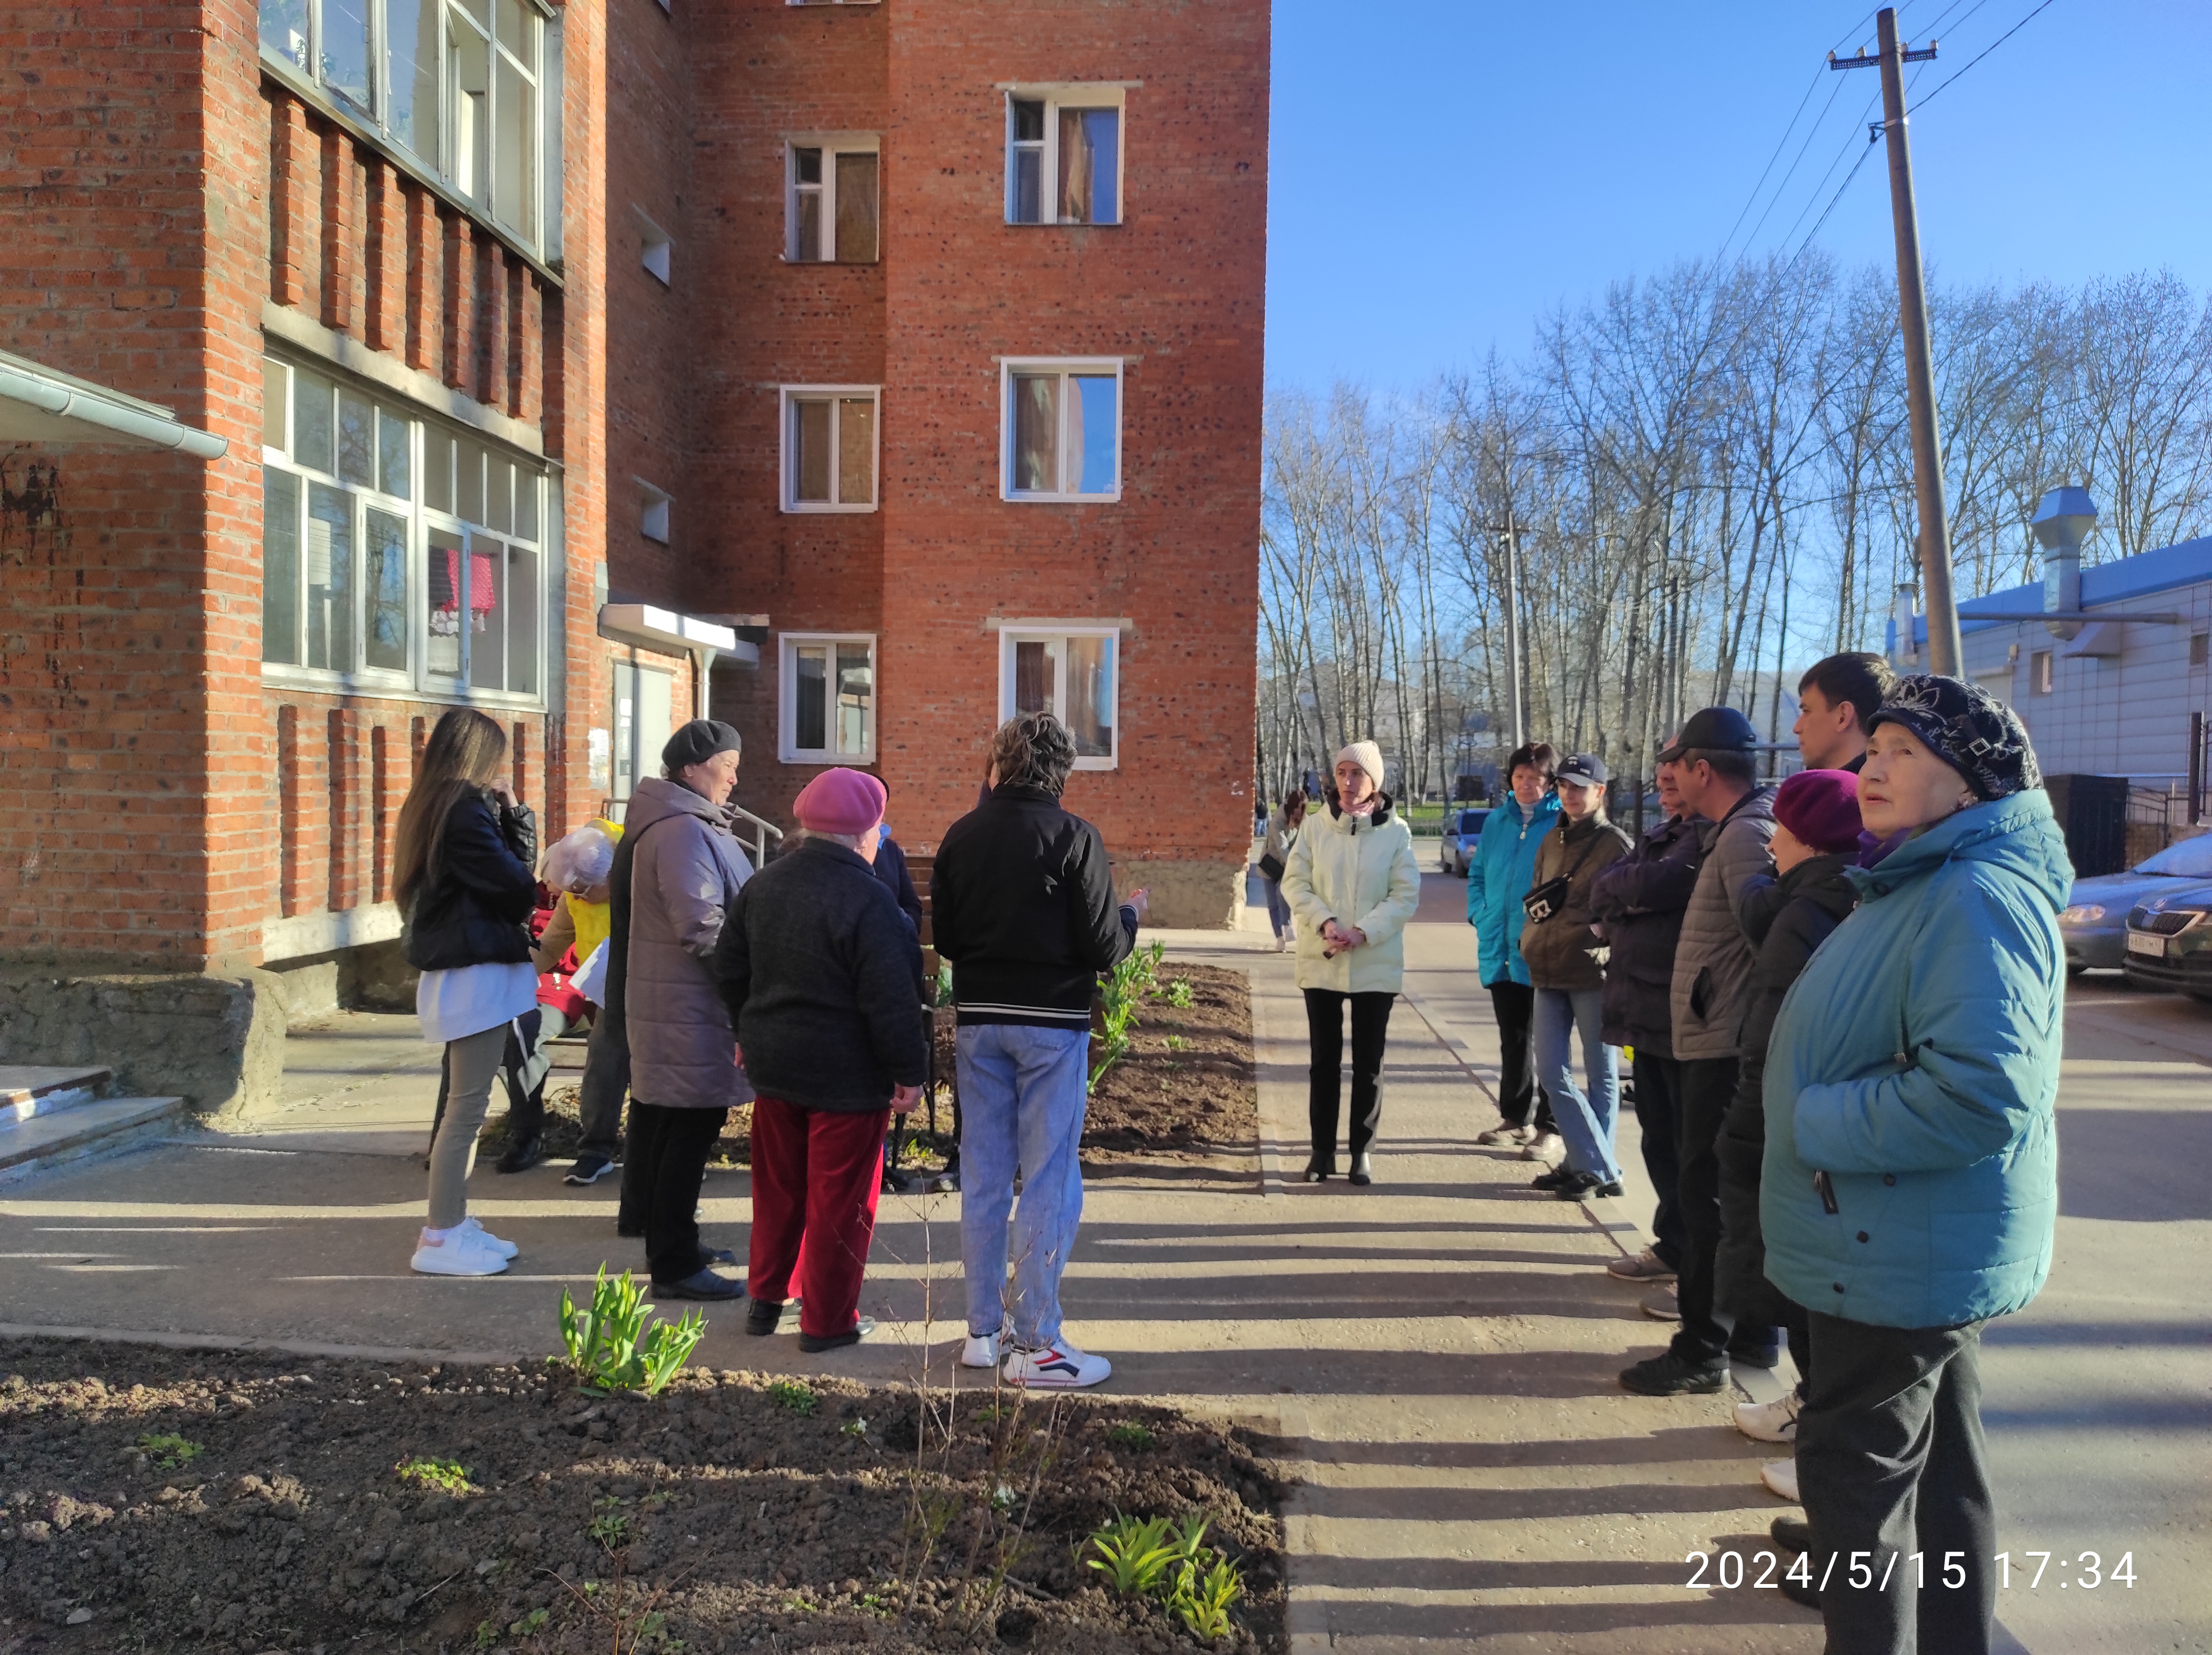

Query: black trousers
[1670,1054,1777,1367]
[1629,1050,1686,1271]
[1303,989,1394,1168]
[1485,981,1556,1132]
[1798,1313,1996,1655]
[625,1101,728,1283]
[576,1002,631,1161]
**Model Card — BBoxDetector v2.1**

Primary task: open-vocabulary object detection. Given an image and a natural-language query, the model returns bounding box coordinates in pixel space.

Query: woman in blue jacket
[1466,741,1561,1153]
[1761,677,2066,1653]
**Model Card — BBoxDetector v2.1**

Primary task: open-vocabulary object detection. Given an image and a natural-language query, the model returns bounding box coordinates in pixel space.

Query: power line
[1717,67,1830,265]
[1916,0,2060,107]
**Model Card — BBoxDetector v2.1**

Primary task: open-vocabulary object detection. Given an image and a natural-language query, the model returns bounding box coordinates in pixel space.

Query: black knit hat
[662,718,743,771]
[1866,675,2041,800]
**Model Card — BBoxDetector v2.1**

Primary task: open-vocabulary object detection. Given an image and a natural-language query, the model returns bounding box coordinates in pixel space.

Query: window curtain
[1013,376,1057,492]
[1057,108,1118,224]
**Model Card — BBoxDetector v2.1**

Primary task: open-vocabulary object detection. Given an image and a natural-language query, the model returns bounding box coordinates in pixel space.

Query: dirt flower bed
[0,1339,1285,1654]
[1082,965,1255,1163]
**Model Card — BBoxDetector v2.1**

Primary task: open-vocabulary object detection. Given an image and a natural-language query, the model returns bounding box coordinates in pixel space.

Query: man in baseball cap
[1654,705,1759,766]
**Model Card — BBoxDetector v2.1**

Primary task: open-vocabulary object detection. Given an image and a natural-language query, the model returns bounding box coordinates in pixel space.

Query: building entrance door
[609,658,674,818]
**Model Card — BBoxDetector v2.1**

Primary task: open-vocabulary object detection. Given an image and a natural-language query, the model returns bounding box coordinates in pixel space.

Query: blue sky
[1264,0,2212,392]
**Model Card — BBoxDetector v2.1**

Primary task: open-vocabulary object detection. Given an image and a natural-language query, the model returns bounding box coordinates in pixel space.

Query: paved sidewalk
[0,872,2195,1647]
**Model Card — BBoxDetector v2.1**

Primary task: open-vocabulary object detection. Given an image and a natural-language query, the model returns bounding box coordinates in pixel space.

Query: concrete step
[0,1065,113,1123]
[0,1095,185,1181]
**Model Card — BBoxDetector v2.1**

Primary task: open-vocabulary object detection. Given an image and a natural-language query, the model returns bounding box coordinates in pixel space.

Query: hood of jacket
[623,774,731,837]
[1847,787,2072,914]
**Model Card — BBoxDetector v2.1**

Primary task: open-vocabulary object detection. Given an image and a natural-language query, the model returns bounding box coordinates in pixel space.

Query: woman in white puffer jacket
[1280,741,1423,1186]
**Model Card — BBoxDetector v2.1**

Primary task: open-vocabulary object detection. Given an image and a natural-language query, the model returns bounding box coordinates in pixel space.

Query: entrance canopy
[0,347,228,459]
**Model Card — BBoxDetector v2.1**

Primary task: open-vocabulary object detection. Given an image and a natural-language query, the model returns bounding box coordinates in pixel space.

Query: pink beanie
[1773,768,1864,855]
[794,767,887,836]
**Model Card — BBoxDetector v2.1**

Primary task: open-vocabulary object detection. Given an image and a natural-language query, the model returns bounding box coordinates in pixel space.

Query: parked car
[2058,832,2212,971]
[1439,807,1491,876]
[2120,883,2212,1002]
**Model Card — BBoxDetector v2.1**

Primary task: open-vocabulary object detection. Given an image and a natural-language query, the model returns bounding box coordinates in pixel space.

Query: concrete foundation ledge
[1114,858,1248,930]
[0,967,288,1119]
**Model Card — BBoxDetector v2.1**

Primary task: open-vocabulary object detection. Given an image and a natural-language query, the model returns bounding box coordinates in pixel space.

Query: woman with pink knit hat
[714,767,929,1353]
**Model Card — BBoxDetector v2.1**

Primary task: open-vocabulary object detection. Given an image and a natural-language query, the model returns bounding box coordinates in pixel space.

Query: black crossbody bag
[1522,831,1605,925]
[1258,827,1296,884]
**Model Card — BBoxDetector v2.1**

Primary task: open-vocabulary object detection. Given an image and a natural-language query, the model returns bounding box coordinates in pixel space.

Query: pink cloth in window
[438,547,499,613]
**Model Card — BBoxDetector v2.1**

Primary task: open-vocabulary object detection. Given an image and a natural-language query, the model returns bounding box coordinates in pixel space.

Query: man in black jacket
[716,766,927,1353]
[1587,756,1704,1293]
[930,713,1147,1389]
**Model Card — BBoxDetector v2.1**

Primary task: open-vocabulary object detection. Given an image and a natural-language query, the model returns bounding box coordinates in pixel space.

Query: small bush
[557,1266,706,1397]
[395,1456,474,1495]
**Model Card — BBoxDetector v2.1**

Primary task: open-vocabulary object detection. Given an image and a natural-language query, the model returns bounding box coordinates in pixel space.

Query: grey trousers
[427,1023,509,1230]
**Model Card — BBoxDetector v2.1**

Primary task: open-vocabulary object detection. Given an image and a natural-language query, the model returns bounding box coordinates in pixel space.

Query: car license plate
[2127,930,2168,958]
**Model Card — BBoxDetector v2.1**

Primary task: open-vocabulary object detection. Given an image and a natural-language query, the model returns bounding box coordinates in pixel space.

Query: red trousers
[746,1097,890,1340]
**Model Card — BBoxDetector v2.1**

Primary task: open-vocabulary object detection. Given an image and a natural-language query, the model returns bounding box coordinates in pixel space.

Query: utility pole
[1833,8,1962,675]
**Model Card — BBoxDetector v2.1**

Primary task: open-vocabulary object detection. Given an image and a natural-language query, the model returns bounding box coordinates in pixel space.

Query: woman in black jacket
[393,707,539,1277]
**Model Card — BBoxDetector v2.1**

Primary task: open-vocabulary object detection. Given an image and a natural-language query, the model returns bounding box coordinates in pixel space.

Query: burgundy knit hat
[1773,768,1864,856]
[794,767,887,836]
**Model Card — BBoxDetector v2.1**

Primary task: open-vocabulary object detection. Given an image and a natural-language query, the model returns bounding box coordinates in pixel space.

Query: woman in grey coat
[612,719,756,1298]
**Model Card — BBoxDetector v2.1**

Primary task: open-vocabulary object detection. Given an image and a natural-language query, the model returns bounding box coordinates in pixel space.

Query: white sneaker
[1003,1338,1112,1389]
[1521,1133,1564,1163]
[1473,1124,1522,1146]
[1761,1456,1800,1502]
[1735,1392,1802,1445]
[961,1333,1001,1369]
[410,1228,509,1277]
[458,1216,519,1260]
[1273,936,1289,952]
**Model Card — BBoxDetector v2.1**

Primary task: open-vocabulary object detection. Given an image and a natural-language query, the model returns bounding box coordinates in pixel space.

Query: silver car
[1440,807,1491,876]
[2058,832,2212,971]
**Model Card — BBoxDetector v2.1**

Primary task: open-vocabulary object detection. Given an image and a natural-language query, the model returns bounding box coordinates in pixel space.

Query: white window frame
[996,623,1121,771]
[784,135,881,263]
[778,632,878,765]
[635,206,672,284]
[1003,86,1127,226]
[999,358,1123,503]
[259,352,548,710]
[636,478,671,543]
[778,385,881,513]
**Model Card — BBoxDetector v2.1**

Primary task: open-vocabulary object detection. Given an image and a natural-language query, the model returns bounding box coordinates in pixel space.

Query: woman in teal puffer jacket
[1465,742,1562,1150]
[1761,675,2067,1655]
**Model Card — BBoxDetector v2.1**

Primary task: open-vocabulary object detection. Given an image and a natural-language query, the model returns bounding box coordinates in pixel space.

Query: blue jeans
[1262,876,1292,939]
[1533,986,1620,1182]
[956,1022,1090,1348]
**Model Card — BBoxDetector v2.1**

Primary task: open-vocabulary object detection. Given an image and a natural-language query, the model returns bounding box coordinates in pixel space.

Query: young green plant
[557,1266,707,1396]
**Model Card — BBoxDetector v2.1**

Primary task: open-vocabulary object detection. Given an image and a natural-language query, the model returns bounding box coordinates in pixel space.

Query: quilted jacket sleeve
[1351,827,1423,948]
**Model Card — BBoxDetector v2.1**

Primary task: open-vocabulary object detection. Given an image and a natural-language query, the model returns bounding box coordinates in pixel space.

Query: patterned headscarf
[1866,674,2042,800]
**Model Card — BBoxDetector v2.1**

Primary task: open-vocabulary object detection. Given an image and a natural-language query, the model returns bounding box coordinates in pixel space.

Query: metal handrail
[600,795,786,868]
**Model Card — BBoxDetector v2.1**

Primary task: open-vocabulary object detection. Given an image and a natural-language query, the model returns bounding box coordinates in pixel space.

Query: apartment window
[787,140,880,263]
[2030,650,2053,695]
[779,634,876,763]
[258,0,558,252]
[1002,360,1121,501]
[262,354,545,700]
[999,628,1117,767]
[636,208,672,284]
[2192,632,2209,667]
[779,387,879,512]
[637,480,671,543]
[1005,92,1121,225]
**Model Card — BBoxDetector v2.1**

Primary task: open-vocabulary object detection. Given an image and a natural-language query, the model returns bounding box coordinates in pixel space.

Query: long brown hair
[393,707,509,911]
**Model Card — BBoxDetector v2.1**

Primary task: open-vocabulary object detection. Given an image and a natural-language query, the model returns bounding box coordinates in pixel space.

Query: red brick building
[0,0,1265,1110]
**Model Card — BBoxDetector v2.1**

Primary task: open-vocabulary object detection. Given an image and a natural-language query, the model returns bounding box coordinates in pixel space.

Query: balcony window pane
[837,398,873,506]
[795,646,828,751]
[505,543,538,695]
[364,507,409,672]
[293,367,334,473]
[305,482,354,673]
[338,389,376,487]
[260,359,287,450]
[453,0,489,25]
[388,0,439,160]
[1014,639,1055,716]
[1012,374,1057,493]
[1013,99,1044,143]
[450,18,491,204]
[487,453,515,533]
[836,644,871,756]
[259,0,310,71]
[1075,375,1117,493]
[1058,107,1119,225]
[426,527,464,680]
[494,51,536,240]
[795,401,831,503]
[1066,634,1114,757]
[262,469,302,664]
[1013,148,1041,225]
[496,0,534,70]
[458,437,486,523]
[515,469,540,541]
[378,407,411,499]
[468,535,505,691]
[323,0,374,116]
[834,152,878,262]
[424,428,455,513]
